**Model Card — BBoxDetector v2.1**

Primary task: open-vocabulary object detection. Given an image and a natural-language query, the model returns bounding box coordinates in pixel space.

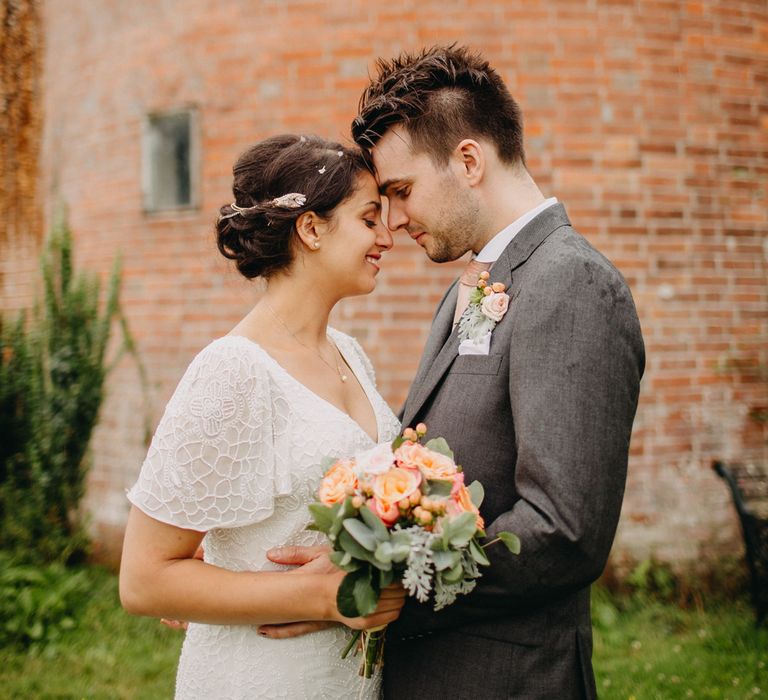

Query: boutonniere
[458,271,510,343]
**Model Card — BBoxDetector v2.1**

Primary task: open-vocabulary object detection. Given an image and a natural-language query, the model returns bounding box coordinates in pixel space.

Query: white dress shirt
[474,197,558,263]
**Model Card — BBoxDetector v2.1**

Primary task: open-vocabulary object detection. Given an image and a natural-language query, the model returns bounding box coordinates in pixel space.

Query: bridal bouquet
[307,424,520,678]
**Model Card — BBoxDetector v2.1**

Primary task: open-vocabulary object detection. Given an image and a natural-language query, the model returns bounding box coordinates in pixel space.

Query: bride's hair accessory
[271,192,307,208]
[218,193,307,221]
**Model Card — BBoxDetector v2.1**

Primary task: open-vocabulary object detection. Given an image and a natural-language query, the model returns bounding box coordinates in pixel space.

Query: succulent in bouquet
[307,424,520,678]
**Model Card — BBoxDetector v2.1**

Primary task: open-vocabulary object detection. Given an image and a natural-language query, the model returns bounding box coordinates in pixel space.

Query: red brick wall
[5,0,766,566]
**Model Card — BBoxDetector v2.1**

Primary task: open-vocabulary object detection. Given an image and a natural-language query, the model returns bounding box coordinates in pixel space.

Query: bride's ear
[295,212,325,251]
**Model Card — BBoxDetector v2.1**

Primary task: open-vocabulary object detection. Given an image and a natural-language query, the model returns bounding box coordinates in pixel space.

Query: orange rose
[448,484,485,531]
[318,459,358,505]
[373,467,422,506]
[394,441,457,479]
[369,497,401,526]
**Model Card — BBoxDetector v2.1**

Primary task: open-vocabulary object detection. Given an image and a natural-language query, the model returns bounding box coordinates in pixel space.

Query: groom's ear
[454,139,485,187]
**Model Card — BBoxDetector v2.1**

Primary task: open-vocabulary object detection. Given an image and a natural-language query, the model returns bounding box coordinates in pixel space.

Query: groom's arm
[390,250,645,637]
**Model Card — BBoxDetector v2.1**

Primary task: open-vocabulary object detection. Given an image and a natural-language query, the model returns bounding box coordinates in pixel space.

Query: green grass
[0,568,765,699]
[0,567,182,699]
[592,587,768,699]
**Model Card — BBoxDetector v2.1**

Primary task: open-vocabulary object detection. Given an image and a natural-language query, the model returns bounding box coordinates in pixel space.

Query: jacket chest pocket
[449,354,503,375]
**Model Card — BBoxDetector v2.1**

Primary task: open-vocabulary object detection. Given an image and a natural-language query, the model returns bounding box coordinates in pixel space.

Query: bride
[119,134,404,699]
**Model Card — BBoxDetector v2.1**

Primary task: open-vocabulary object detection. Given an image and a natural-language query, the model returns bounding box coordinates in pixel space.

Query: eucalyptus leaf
[329,550,353,568]
[448,512,478,547]
[353,570,379,617]
[390,435,406,450]
[328,500,348,539]
[467,480,484,508]
[308,503,336,534]
[424,479,453,498]
[337,570,365,617]
[498,531,521,555]
[389,531,413,563]
[379,568,394,588]
[343,519,378,552]
[340,497,358,520]
[424,437,454,460]
[389,543,411,563]
[469,538,490,566]
[359,505,390,541]
[432,549,459,572]
[339,530,377,563]
[442,560,465,584]
[339,531,392,571]
[375,541,393,564]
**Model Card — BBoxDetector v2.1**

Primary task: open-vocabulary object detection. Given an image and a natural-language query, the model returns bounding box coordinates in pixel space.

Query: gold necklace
[263,299,349,383]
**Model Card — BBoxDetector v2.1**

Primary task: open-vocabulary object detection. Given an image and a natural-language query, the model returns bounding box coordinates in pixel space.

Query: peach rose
[369,497,401,526]
[447,484,485,531]
[394,442,457,479]
[318,459,358,505]
[373,467,422,506]
[480,292,510,322]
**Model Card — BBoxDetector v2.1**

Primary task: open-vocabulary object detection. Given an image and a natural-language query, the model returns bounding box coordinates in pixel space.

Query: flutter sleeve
[127,338,290,530]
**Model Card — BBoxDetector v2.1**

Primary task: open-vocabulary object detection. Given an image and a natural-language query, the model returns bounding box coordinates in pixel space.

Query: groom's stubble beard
[423,176,481,263]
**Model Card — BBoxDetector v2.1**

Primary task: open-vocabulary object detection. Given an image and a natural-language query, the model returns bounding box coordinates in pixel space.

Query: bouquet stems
[360,625,386,678]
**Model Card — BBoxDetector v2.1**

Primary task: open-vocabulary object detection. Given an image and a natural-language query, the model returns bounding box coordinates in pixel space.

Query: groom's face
[372,126,479,263]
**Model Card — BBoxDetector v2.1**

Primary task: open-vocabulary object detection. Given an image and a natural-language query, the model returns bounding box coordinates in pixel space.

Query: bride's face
[318,172,393,298]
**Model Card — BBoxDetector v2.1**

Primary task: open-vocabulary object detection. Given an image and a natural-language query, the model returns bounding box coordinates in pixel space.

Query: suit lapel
[402,204,572,428]
[401,280,458,428]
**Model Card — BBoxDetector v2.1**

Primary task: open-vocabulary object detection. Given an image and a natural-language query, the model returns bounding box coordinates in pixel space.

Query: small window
[142,109,198,212]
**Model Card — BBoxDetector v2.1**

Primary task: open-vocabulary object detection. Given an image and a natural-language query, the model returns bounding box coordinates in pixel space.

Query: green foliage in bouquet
[308,484,519,619]
[0,217,144,564]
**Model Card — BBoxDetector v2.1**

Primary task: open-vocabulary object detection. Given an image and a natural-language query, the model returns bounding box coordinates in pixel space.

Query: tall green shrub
[0,219,138,563]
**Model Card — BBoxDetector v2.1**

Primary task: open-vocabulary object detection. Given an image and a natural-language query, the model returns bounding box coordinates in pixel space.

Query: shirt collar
[474,197,558,263]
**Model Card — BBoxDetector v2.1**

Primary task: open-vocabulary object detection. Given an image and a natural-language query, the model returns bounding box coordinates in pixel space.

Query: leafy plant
[0,216,143,564]
[0,551,92,649]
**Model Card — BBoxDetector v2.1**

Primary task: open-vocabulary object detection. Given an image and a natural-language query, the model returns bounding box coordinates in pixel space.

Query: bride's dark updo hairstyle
[216,134,368,280]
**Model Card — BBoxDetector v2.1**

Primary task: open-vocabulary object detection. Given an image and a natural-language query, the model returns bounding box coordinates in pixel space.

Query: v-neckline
[223,332,380,444]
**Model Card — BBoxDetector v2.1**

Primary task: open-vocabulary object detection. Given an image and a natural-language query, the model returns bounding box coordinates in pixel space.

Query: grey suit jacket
[383,204,645,699]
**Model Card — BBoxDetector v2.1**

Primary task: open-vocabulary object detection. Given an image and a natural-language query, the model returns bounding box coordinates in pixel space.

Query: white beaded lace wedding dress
[127,329,400,699]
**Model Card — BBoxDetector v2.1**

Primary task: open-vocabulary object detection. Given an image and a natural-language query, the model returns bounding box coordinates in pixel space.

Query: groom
[263,46,644,698]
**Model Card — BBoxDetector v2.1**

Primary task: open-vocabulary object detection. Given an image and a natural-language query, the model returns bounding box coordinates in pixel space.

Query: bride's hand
[258,545,407,638]
[258,584,406,638]
[268,544,406,628]
[333,583,407,631]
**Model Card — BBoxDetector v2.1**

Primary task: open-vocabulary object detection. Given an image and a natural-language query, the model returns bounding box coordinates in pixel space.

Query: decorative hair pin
[218,192,307,222]
[271,193,307,208]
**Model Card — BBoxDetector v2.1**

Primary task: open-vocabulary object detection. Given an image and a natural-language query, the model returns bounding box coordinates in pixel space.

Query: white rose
[480,292,510,322]
[354,442,394,477]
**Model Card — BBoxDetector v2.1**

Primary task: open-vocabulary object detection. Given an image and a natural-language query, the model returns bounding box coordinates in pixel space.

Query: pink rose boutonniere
[458,271,511,345]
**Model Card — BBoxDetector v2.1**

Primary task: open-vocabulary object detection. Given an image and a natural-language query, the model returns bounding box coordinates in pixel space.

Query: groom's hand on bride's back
[257,545,406,639]
[266,544,334,571]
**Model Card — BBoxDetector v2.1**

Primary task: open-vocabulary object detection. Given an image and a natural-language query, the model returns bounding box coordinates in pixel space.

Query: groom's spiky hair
[352,45,525,167]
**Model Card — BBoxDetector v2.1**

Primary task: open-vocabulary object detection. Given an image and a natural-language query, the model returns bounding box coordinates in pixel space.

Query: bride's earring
[312,240,321,249]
